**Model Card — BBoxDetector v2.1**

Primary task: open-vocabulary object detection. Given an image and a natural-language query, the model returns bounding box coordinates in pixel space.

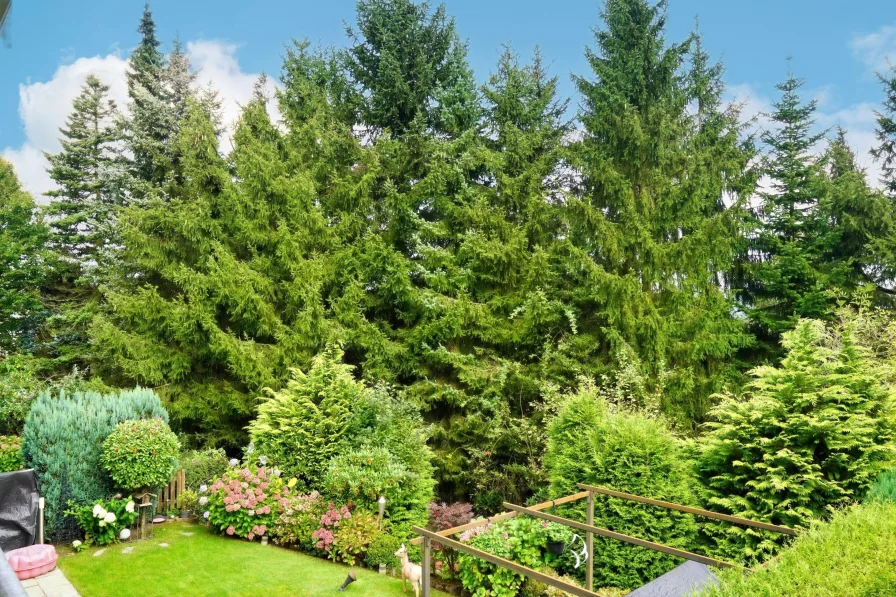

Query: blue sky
[2,0,896,195]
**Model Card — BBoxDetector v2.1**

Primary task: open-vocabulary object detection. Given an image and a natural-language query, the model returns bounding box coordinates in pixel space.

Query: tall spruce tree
[45,75,124,266]
[819,130,896,302]
[42,75,125,374]
[564,0,754,424]
[0,159,50,353]
[344,0,479,137]
[123,4,171,191]
[92,66,364,448]
[872,66,896,195]
[742,72,830,347]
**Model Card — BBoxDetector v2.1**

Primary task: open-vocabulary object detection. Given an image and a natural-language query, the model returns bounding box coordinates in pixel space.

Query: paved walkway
[20,568,80,597]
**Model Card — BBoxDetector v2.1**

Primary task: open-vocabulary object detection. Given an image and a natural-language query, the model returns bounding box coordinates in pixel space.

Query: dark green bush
[365,533,402,568]
[544,382,699,590]
[703,502,896,597]
[21,387,168,539]
[695,320,896,563]
[101,418,180,491]
[181,447,229,490]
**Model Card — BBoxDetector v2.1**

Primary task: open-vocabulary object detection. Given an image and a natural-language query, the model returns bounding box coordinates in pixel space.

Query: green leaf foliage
[101,418,180,492]
[21,387,168,539]
[544,383,700,589]
[0,159,50,353]
[0,435,22,472]
[695,319,896,563]
[180,447,230,490]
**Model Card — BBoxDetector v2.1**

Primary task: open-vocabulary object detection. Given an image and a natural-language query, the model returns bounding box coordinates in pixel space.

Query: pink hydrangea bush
[207,465,290,540]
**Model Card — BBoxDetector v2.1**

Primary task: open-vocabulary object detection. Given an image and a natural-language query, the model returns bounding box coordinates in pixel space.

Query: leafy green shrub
[0,435,22,472]
[271,490,328,551]
[544,382,699,590]
[248,347,358,488]
[365,532,402,568]
[330,510,381,566]
[703,502,896,597]
[21,387,168,539]
[695,320,896,562]
[0,355,43,435]
[101,419,180,492]
[864,468,896,504]
[207,464,290,540]
[457,517,571,597]
[66,497,139,546]
[181,447,229,490]
[324,447,427,527]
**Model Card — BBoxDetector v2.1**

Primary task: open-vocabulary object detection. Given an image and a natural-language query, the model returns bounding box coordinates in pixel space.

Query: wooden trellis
[158,469,186,513]
[412,484,796,597]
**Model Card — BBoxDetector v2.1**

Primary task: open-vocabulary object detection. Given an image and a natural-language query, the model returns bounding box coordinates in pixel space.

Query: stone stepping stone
[180,532,194,536]
[121,547,134,554]
[157,543,169,547]
[93,549,106,557]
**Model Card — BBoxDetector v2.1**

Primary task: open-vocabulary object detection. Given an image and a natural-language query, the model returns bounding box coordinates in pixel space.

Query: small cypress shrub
[695,320,896,563]
[21,387,168,539]
[545,382,699,590]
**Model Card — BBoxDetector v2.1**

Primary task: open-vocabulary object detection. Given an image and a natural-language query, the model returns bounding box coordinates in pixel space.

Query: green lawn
[58,522,449,597]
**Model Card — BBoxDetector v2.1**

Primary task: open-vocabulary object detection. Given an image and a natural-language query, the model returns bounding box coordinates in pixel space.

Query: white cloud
[2,41,272,201]
[3,54,129,202]
[851,24,896,74]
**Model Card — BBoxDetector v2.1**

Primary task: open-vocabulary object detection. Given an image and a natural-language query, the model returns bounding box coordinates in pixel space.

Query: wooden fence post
[422,536,431,597]
[586,491,594,592]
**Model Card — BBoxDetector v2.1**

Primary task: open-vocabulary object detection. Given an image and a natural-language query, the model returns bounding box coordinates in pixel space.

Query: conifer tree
[123,3,171,190]
[742,72,830,347]
[564,0,754,423]
[45,74,124,266]
[344,0,478,137]
[0,159,50,352]
[872,66,896,195]
[819,130,896,302]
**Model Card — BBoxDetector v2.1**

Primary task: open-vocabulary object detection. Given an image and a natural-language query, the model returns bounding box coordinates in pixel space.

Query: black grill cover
[0,469,39,552]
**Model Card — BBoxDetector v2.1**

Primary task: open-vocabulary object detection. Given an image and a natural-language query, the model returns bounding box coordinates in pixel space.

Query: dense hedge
[21,387,168,539]
[703,502,896,597]
[544,383,699,590]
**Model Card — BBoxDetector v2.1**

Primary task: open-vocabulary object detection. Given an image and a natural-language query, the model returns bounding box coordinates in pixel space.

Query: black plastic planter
[547,541,565,555]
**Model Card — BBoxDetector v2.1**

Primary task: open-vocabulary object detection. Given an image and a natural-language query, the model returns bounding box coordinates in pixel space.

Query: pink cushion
[5,544,58,580]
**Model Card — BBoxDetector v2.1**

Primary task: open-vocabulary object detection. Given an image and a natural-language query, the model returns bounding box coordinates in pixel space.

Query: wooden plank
[586,491,594,591]
[412,526,602,597]
[410,491,589,546]
[422,537,432,597]
[502,502,737,570]
[578,484,797,536]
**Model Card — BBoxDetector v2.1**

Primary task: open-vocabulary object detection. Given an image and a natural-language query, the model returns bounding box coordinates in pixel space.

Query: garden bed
[58,521,451,597]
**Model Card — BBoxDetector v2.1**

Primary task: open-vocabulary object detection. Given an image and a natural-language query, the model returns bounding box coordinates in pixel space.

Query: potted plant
[177,490,199,519]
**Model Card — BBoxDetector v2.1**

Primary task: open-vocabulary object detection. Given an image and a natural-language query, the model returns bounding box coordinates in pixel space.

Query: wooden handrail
[578,484,797,536]
[413,526,602,597]
[503,502,738,570]
[409,490,589,546]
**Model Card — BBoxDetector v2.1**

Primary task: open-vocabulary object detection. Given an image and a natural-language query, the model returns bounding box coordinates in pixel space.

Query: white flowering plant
[66,497,139,547]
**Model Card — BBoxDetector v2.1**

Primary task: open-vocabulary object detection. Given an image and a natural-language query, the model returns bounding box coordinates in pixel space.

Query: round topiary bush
[101,418,180,492]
